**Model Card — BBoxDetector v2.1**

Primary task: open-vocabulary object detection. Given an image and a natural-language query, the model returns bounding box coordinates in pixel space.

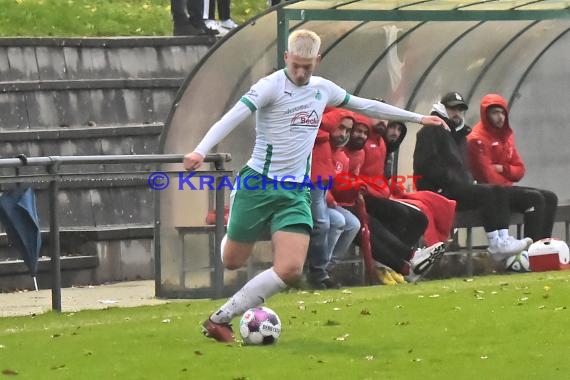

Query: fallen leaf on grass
[2,369,18,375]
[325,320,340,326]
[162,319,171,323]
[194,350,203,356]
[428,294,440,298]
[480,355,488,360]
[554,306,566,311]
[50,364,66,370]
[341,289,352,294]
[365,355,375,361]
[412,358,422,362]
[360,309,371,315]
[335,333,350,341]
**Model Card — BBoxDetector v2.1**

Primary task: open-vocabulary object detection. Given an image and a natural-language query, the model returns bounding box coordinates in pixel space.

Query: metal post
[214,171,226,299]
[48,161,62,311]
[277,7,288,70]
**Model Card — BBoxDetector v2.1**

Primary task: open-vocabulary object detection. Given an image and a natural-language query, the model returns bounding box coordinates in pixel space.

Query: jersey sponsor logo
[286,104,310,114]
[291,110,319,128]
[315,89,322,100]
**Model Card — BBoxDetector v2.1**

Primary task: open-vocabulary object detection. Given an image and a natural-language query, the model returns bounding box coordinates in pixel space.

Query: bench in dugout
[176,204,570,293]
[452,205,570,276]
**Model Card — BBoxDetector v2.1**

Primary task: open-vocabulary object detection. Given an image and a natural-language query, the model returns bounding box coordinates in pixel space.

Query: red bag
[205,205,229,225]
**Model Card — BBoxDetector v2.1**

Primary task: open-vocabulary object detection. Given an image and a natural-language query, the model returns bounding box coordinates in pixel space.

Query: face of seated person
[445,106,466,127]
[486,106,506,129]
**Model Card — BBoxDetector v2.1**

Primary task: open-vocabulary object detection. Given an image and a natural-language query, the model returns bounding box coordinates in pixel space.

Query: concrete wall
[0,37,215,289]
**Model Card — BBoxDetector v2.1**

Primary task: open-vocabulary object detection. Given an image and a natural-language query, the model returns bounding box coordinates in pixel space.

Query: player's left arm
[324,82,447,129]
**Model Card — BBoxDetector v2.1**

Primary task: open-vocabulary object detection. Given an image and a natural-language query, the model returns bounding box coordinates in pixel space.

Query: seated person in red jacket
[414,91,532,259]
[323,109,361,272]
[337,114,445,283]
[362,116,450,280]
[307,108,360,289]
[467,94,558,242]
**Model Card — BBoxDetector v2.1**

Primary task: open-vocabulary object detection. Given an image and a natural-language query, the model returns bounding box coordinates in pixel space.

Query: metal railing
[0,153,231,311]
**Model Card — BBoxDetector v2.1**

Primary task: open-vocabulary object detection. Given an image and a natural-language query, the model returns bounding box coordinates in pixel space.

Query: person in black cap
[413,92,532,260]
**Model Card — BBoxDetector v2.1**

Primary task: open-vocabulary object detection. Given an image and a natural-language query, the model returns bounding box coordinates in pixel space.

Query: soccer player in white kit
[183,29,447,342]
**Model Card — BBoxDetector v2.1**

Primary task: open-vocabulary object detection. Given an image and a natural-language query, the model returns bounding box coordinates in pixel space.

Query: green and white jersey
[194,70,424,179]
[240,69,348,183]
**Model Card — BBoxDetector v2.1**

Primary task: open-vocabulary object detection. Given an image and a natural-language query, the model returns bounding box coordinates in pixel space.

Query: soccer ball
[239,306,281,345]
[505,250,531,273]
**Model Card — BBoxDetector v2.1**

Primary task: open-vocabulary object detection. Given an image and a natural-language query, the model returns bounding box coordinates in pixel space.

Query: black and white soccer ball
[239,306,281,345]
[505,250,531,273]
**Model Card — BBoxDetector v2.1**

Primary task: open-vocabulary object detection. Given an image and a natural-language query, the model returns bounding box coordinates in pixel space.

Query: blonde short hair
[288,30,321,58]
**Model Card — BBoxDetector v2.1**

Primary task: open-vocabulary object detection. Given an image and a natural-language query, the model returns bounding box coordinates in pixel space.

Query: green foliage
[1,272,569,379]
[0,0,268,37]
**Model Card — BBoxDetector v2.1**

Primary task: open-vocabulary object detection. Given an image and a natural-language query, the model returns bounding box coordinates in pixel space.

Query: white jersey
[240,69,348,182]
[194,70,425,182]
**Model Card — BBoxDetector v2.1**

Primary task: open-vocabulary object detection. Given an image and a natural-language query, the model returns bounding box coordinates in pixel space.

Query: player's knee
[221,242,252,270]
[223,254,246,270]
[275,264,303,284]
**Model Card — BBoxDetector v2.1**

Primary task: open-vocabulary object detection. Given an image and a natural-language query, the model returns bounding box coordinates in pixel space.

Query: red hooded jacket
[467,94,525,186]
[310,108,355,184]
[329,114,368,206]
[356,117,456,245]
[354,115,391,199]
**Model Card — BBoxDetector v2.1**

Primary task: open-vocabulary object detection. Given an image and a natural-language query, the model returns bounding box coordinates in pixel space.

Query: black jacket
[413,104,473,193]
[383,121,407,179]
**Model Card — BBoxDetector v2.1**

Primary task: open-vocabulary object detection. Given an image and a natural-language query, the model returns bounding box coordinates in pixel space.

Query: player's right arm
[183,77,276,171]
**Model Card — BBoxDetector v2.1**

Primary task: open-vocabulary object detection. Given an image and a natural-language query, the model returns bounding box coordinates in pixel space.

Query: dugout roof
[157,0,570,297]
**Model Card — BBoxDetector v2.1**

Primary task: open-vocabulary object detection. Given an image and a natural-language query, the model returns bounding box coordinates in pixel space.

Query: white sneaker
[488,236,529,259]
[205,19,228,36]
[219,19,239,30]
[410,242,446,277]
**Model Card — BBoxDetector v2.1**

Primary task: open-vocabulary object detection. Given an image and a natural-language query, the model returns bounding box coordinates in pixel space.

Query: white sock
[209,268,287,324]
[220,234,227,264]
[487,230,500,247]
[498,229,509,240]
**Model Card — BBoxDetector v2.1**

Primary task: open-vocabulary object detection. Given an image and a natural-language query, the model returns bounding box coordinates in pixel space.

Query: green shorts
[227,166,312,242]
